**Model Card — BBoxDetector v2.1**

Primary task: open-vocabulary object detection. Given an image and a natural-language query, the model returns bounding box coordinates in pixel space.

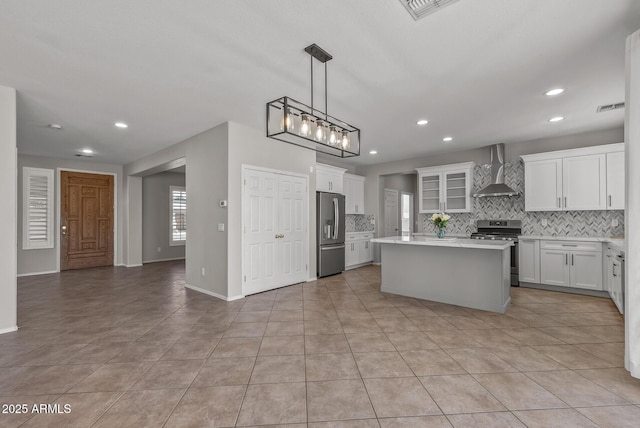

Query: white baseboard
[124,264,143,268]
[17,270,58,278]
[373,262,381,266]
[0,326,18,335]
[143,257,186,264]
[185,283,244,301]
[306,276,317,282]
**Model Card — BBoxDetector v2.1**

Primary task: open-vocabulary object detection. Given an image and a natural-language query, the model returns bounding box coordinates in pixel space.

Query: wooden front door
[61,171,114,270]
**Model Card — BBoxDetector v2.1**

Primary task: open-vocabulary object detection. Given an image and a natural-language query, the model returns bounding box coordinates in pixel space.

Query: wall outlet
[470,219,475,226]
[217,223,225,232]
[541,218,548,227]
[612,218,619,227]
[201,267,205,276]
[157,247,161,253]
[370,219,375,225]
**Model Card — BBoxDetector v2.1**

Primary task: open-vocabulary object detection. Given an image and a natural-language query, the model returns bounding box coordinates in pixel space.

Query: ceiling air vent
[399,0,461,20]
[596,102,625,113]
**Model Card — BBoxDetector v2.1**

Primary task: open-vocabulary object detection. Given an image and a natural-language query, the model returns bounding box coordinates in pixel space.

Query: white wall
[625,29,640,378]
[142,172,186,263]
[227,122,317,298]
[0,85,17,333]
[17,154,124,275]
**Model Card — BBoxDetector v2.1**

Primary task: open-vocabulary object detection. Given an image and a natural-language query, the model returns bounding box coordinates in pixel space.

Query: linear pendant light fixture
[266,44,361,158]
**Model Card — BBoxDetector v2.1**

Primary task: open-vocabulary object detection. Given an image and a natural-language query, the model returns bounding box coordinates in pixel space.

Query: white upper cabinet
[521,143,623,212]
[316,163,346,194]
[606,151,625,210]
[344,173,365,214]
[562,154,606,210]
[524,159,562,211]
[416,162,474,213]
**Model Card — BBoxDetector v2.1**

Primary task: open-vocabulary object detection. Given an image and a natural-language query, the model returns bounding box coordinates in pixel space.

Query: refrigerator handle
[333,197,339,240]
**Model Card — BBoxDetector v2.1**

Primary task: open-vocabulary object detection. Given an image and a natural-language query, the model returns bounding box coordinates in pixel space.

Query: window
[23,167,54,249]
[170,186,186,245]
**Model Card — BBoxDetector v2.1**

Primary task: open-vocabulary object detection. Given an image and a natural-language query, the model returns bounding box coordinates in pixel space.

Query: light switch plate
[541,218,548,227]
[217,223,225,232]
[612,219,619,227]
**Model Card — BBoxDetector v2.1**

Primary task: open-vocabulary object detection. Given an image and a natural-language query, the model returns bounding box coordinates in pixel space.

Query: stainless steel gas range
[470,220,522,286]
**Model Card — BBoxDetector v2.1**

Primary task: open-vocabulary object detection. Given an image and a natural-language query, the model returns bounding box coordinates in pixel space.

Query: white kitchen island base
[373,237,512,314]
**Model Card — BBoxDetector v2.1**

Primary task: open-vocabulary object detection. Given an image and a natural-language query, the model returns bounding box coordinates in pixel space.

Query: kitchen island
[371,236,513,314]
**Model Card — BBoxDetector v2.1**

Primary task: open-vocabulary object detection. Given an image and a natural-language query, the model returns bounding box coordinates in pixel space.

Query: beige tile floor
[1,260,639,427]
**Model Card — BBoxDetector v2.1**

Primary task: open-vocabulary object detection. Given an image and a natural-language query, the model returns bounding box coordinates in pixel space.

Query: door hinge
[244,275,246,282]
[306,264,308,271]
[244,179,246,185]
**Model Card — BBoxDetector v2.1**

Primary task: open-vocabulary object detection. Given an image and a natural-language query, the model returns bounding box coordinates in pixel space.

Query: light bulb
[299,114,311,137]
[341,131,350,149]
[328,126,338,145]
[281,109,295,132]
[315,120,326,142]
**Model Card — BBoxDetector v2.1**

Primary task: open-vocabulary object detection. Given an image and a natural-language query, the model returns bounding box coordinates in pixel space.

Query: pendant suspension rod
[325,62,328,119]
[310,54,314,115]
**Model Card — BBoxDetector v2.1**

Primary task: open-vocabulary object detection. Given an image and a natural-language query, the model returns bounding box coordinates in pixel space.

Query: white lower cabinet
[519,239,540,283]
[345,233,374,268]
[539,240,603,291]
[605,245,624,314]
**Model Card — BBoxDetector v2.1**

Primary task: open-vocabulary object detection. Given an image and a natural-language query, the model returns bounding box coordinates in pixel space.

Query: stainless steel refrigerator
[317,192,345,277]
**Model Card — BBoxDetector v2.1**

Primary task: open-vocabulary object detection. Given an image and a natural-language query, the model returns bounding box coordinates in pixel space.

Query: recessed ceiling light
[81,148,94,155]
[48,123,63,130]
[369,150,378,155]
[545,88,565,96]
[114,122,128,128]
[548,116,564,122]
[442,137,453,142]
[416,119,429,126]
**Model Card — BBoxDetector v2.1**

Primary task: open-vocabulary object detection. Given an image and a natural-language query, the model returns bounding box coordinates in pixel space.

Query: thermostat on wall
[219,200,228,207]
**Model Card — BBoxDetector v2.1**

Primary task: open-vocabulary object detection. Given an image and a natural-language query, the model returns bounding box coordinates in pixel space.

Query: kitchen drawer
[346,234,359,242]
[360,233,374,240]
[540,240,602,252]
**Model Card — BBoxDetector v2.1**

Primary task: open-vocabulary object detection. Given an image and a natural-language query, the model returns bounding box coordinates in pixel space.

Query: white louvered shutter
[23,167,54,249]
[170,186,186,244]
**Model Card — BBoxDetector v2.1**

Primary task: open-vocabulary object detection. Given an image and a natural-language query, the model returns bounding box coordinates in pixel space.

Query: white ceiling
[1,0,638,166]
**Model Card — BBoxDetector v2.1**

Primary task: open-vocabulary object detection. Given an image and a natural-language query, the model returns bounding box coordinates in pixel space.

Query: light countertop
[519,235,625,251]
[371,235,513,250]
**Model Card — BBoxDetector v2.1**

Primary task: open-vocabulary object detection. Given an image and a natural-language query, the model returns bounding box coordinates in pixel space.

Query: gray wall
[142,171,186,263]
[0,85,17,333]
[185,124,229,298]
[17,154,124,275]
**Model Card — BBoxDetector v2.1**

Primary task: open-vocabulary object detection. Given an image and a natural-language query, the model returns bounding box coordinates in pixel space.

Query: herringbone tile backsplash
[420,160,625,237]
[346,214,376,232]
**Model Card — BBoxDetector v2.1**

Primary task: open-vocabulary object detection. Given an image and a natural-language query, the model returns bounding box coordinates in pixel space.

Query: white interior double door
[243,167,308,295]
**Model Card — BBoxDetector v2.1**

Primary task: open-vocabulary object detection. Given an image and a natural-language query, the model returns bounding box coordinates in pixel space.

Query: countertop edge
[371,237,513,250]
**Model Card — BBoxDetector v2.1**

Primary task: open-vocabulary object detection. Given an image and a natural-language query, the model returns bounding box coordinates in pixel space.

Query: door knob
[61,225,67,236]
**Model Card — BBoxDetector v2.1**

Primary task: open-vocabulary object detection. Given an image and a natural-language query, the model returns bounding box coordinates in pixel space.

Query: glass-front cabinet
[416,162,474,213]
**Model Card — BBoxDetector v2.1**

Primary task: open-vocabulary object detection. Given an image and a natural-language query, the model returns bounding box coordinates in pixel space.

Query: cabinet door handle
[571,254,574,266]
[557,197,561,208]
[609,195,612,207]
[564,197,567,208]
[565,254,568,265]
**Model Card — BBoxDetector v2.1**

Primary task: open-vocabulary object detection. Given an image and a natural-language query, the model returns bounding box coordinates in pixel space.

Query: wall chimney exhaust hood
[473,144,519,198]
